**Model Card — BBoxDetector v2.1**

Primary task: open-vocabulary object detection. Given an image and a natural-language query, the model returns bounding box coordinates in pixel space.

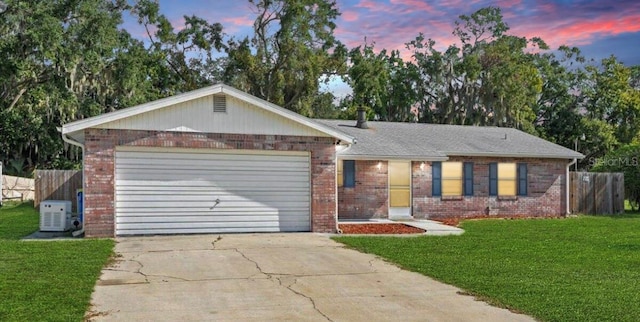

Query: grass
[0,202,114,322]
[334,214,640,322]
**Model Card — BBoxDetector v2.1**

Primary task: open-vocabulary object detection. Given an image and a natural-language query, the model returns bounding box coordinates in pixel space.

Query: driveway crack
[233,248,277,279]
[123,259,194,282]
[211,235,223,249]
[128,259,150,283]
[234,248,292,276]
[232,248,332,321]
[278,277,333,322]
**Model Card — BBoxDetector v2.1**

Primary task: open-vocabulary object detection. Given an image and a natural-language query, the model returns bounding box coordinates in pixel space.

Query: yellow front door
[388,161,411,218]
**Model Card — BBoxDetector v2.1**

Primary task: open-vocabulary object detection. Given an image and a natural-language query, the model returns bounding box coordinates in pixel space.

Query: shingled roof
[316,119,584,160]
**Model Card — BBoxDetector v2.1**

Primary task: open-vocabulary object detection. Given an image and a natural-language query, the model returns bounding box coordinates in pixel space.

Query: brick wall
[412,157,568,219]
[83,129,336,237]
[338,160,388,219]
[337,157,569,220]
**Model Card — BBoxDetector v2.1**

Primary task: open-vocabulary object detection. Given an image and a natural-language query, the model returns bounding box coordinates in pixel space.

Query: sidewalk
[400,219,465,236]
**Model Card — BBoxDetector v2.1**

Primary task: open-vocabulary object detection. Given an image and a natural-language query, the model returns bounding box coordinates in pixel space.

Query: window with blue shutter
[432,162,442,196]
[343,160,355,188]
[464,162,474,196]
[517,163,528,196]
[489,163,497,196]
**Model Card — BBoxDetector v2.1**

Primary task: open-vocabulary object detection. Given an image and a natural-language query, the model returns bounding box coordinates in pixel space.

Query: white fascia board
[62,85,224,135]
[220,85,356,144]
[337,155,449,161]
[444,151,585,159]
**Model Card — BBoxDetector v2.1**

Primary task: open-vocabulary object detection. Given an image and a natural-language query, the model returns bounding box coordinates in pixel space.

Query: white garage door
[114,148,310,235]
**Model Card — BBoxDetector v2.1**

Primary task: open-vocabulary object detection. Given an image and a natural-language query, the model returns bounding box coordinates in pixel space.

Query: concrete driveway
[88,233,534,322]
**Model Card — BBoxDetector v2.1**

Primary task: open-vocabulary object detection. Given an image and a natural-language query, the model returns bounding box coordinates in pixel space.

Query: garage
[115,148,311,235]
[61,84,354,237]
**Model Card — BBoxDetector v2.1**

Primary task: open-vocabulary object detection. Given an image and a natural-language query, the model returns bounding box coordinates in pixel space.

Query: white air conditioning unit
[40,200,72,232]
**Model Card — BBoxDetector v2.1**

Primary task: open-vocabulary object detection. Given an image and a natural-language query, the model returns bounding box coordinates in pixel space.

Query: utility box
[76,189,83,223]
[40,200,72,232]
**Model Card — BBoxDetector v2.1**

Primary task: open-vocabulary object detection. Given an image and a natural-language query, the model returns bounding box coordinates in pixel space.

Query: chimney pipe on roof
[356,107,369,129]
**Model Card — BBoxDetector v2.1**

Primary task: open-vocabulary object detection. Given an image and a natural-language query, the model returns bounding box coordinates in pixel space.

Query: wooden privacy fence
[34,170,82,212]
[570,172,624,215]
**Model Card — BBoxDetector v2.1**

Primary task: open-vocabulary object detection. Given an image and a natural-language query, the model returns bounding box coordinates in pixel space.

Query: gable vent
[213,95,227,113]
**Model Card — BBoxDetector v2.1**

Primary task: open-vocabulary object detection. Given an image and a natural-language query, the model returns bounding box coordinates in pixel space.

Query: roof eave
[337,154,449,161]
[444,151,585,159]
[61,84,356,144]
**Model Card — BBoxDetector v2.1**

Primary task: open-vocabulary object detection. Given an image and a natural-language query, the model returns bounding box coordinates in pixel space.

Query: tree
[630,66,640,90]
[407,7,543,132]
[343,42,390,119]
[222,0,347,116]
[533,46,586,148]
[0,0,139,171]
[310,91,340,119]
[132,0,225,91]
[0,0,225,173]
[579,118,619,168]
[342,42,419,121]
[584,56,640,144]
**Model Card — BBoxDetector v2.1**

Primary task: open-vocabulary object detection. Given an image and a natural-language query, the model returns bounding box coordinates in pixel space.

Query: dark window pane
[489,163,497,196]
[343,160,356,188]
[432,162,441,197]
[464,162,474,196]
[517,163,528,196]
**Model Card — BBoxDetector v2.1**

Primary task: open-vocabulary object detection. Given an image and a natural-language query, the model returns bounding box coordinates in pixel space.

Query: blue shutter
[432,162,441,197]
[489,163,497,196]
[343,160,355,188]
[464,162,474,196]
[517,163,528,196]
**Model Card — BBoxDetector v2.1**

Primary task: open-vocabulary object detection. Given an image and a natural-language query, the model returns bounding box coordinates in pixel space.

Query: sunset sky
[126,0,640,64]
[123,0,640,95]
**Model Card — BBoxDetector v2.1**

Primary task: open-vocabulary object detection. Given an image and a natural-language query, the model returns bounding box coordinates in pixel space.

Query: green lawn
[334,215,640,322]
[0,202,114,322]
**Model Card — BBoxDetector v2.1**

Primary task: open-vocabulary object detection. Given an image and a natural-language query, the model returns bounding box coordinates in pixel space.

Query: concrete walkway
[403,219,465,236]
[88,233,533,322]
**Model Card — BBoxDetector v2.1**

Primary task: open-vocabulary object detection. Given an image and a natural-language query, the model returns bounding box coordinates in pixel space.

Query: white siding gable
[96,95,329,137]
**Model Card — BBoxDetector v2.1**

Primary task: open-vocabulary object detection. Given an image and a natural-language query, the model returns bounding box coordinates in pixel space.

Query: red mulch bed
[339,223,425,234]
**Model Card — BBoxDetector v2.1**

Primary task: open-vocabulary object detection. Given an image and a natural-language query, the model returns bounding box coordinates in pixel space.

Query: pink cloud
[389,0,437,13]
[337,0,640,63]
[221,16,254,27]
[170,17,186,32]
[342,10,359,22]
[492,0,523,9]
[556,16,640,39]
[513,13,640,48]
[355,0,388,11]
[142,0,640,66]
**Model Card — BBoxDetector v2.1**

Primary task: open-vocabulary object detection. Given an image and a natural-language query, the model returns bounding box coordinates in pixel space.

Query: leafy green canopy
[0,0,223,173]
[222,0,347,117]
[1,2,639,173]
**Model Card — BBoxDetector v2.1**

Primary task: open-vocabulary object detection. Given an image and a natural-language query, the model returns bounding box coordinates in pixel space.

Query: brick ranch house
[61,84,584,237]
